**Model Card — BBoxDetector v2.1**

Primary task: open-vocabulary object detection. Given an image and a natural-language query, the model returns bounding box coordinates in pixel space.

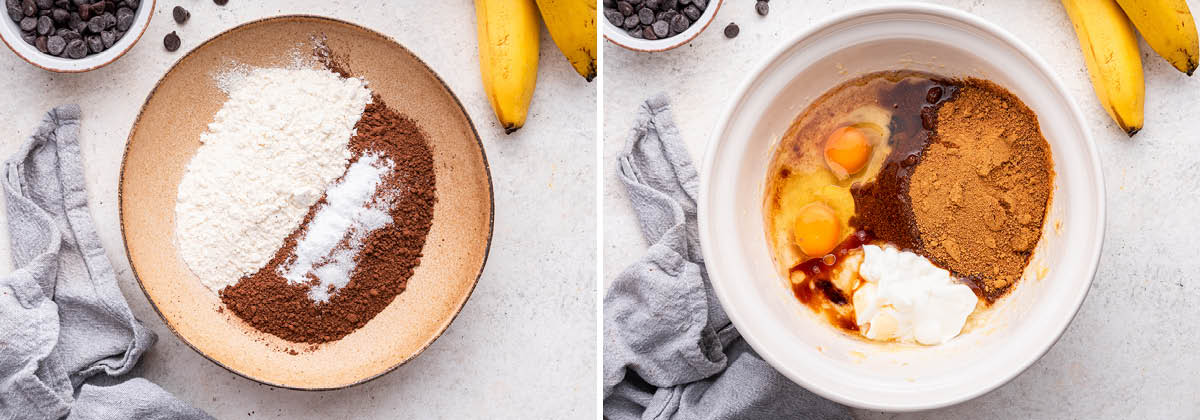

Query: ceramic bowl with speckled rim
[0,0,155,72]
[700,3,1104,411]
[120,15,493,390]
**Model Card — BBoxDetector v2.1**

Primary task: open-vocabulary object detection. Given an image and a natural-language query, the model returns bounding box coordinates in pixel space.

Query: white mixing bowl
[699,3,1105,411]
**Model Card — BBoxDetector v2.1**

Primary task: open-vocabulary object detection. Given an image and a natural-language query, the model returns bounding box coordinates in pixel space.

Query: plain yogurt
[852,244,979,345]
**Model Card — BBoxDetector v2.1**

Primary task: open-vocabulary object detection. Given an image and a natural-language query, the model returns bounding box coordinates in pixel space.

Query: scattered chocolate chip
[36,14,50,34]
[172,5,187,23]
[163,30,179,51]
[34,34,46,52]
[723,22,739,38]
[46,33,64,54]
[920,106,935,130]
[212,0,226,5]
[755,0,768,16]
[64,37,85,57]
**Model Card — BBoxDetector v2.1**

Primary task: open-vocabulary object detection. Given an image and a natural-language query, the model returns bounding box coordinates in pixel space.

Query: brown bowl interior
[120,16,493,389]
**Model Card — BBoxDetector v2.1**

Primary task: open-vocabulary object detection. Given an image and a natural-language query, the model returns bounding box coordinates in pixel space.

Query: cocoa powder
[220,94,437,343]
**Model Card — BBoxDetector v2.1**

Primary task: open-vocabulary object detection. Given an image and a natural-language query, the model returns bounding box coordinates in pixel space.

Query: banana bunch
[473,0,597,134]
[1062,0,1198,136]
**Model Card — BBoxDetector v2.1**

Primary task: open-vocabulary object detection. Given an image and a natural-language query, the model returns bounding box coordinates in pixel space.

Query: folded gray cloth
[603,95,851,419]
[0,105,210,420]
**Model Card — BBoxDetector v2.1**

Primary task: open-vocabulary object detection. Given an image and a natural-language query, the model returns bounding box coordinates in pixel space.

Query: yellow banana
[535,0,598,82]
[1115,0,1199,75]
[475,0,541,134]
[1062,0,1146,136]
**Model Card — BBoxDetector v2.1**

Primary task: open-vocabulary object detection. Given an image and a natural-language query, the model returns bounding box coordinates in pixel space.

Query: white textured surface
[604,0,1200,418]
[0,1,596,418]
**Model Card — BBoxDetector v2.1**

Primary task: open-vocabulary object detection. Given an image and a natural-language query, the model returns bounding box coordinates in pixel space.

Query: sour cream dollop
[852,245,979,345]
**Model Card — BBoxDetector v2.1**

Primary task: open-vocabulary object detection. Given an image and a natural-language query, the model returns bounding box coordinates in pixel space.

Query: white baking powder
[175,67,372,294]
[279,153,397,302]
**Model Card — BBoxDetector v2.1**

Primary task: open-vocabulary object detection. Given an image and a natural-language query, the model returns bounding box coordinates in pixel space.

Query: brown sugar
[908,79,1053,302]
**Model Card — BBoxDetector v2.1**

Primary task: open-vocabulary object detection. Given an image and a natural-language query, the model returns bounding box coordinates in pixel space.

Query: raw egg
[792,202,841,257]
[823,126,872,179]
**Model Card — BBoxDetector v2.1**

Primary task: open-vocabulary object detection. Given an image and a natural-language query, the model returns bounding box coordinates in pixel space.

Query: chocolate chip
[50,6,66,21]
[34,35,46,52]
[20,31,35,45]
[651,20,668,37]
[36,15,50,34]
[637,7,652,25]
[920,106,935,130]
[927,86,943,104]
[604,9,622,26]
[172,5,187,23]
[100,29,113,47]
[114,6,130,30]
[18,15,34,30]
[67,11,82,31]
[723,22,738,38]
[53,0,65,7]
[693,0,706,8]
[56,27,76,40]
[7,5,22,22]
[670,13,689,33]
[46,34,64,54]
[682,4,700,20]
[603,0,615,6]
[616,0,632,16]
[662,0,676,10]
[163,30,179,51]
[85,33,100,52]
[85,14,103,32]
[212,0,226,5]
[755,0,768,16]
[21,0,33,16]
[123,0,136,7]
[644,0,659,10]
[623,14,638,30]
[33,0,48,8]
[642,25,657,40]
[77,2,87,19]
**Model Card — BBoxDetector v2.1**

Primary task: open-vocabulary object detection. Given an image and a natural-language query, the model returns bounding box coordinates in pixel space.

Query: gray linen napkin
[603,94,852,420]
[0,105,211,420]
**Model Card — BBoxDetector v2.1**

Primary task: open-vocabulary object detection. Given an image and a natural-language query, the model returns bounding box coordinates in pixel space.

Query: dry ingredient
[163,30,179,51]
[909,80,1053,300]
[220,95,437,344]
[6,0,138,58]
[175,66,371,294]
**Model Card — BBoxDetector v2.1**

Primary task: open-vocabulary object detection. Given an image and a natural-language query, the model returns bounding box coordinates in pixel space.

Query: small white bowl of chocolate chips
[0,0,153,72]
[602,0,723,52]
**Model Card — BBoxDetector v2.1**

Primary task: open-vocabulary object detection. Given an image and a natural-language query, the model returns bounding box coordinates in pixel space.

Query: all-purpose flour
[175,67,372,293]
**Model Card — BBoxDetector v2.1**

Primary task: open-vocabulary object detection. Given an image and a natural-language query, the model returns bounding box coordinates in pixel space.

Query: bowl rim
[602,0,724,52]
[117,14,495,391]
[698,2,1106,411]
[0,0,156,73]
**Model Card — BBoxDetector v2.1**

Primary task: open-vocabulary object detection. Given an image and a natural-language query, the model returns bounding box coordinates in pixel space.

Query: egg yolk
[792,202,841,257]
[823,126,872,178]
